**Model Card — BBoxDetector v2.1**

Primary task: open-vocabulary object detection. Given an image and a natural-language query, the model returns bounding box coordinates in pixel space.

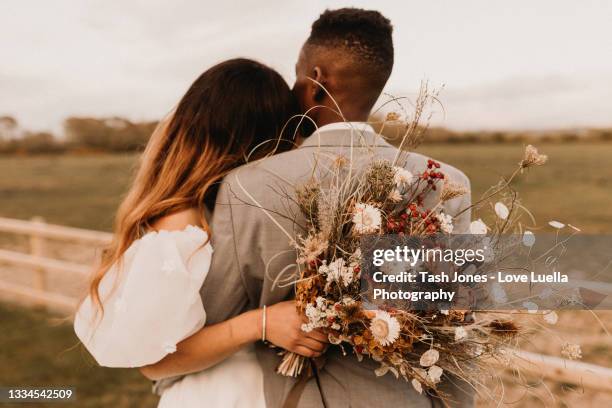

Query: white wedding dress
[74,226,265,408]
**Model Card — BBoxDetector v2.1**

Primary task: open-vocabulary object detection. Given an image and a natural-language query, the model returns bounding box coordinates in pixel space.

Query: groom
[203,8,473,408]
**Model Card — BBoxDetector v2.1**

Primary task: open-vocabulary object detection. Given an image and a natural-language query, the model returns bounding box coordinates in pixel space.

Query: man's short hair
[306,8,394,84]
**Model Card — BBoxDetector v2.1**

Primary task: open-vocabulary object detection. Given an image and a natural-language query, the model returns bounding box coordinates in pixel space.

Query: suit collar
[299,121,393,149]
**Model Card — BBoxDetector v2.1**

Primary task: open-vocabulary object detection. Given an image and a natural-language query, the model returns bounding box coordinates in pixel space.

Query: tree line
[2,114,611,155]
[0,116,158,154]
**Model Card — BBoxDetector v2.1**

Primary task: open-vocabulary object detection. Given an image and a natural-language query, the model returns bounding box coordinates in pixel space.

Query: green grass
[0,302,158,408]
[1,142,611,232]
[0,154,135,231]
[417,142,612,233]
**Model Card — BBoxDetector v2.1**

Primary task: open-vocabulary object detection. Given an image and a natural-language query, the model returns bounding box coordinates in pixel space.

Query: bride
[74,58,328,407]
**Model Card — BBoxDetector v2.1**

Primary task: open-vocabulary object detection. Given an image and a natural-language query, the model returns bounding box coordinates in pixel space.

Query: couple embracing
[75,8,473,408]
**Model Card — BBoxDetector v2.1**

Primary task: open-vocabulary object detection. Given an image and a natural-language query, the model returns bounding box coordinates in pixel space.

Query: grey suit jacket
[201,126,475,408]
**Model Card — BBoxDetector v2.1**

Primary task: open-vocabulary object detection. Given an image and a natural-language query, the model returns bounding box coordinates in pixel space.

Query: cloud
[1,0,611,132]
[432,74,612,130]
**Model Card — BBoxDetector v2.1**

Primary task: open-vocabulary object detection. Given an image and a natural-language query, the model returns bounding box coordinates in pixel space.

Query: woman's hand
[264,300,328,358]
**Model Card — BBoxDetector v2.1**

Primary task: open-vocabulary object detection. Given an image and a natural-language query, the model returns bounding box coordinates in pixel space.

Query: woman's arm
[140,300,328,381]
[140,210,328,381]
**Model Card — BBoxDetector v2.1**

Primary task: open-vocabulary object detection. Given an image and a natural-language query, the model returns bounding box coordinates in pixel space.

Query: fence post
[29,216,47,306]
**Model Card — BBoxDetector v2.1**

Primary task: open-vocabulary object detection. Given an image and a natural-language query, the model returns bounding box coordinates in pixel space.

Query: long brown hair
[88,58,299,313]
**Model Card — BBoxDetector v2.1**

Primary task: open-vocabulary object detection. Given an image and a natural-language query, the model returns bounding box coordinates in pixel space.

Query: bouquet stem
[276,351,308,377]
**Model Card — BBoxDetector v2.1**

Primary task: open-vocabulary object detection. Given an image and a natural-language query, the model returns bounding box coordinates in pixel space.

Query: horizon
[1,0,611,133]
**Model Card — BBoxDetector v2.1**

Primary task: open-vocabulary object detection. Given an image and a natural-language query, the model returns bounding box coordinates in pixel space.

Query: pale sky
[1,0,611,132]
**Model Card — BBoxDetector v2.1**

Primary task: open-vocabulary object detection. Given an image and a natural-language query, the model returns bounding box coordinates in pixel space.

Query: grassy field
[0,142,611,406]
[0,153,135,231]
[1,142,611,232]
[0,302,158,408]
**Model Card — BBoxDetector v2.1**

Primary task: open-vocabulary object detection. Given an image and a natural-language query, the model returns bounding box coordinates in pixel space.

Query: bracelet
[261,305,268,343]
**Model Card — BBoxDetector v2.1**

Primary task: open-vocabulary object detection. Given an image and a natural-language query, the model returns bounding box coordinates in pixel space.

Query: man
[203,8,474,407]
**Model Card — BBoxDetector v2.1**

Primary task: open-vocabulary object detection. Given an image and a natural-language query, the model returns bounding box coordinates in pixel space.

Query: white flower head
[520,145,548,168]
[494,202,509,220]
[369,310,401,346]
[454,326,468,342]
[428,365,443,384]
[411,378,423,394]
[393,167,414,188]
[549,220,565,229]
[543,310,558,325]
[437,212,454,234]
[296,233,328,264]
[419,349,440,367]
[469,219,488,235]
[522,230,536,247]
[352,203,382,235]
[388,189,403,203]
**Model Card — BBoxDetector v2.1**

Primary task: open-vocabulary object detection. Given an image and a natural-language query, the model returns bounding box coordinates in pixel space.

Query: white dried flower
[419,349,440,367]
[352,203,382,234]
[543,311,558,325]
[302,296,336,332]
[437,212,454,234]
[411,378,423,394]
[393,167,414,188]
[388,189,403,203]
[375,364,399,378]
[428,365,444,384]
[454,326,468,342]
[520,145,548,168]
[548,220,565,229]
[522,230,536,247]
[561,343,582,360]
[494,202,509,220]
[369,310,401,346]
[324,258,354,287]
[296,233,328,264]
[469,219,488,234]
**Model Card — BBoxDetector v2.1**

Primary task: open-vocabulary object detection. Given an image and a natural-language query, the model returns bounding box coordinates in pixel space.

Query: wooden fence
[0,216,610,392]
[0,216,111,312]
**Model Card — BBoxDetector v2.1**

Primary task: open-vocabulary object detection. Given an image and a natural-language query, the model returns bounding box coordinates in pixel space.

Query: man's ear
[311,66,326,102]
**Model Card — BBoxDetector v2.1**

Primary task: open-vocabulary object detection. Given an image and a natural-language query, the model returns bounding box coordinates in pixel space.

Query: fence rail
[0,216,111,312]
[0,216,610,391]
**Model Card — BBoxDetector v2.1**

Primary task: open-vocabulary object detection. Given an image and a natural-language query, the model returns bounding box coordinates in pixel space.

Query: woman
[74,59,328,407]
